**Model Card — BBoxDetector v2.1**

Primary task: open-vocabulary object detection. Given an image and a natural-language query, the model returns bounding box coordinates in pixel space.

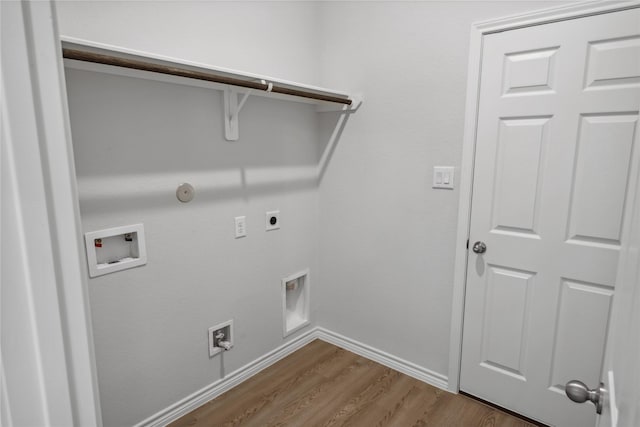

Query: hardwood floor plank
[171,343,346,426]
[169,340,538,427]
[264,358,385,426]
[380,383,445,426]
[338,374,425,426]
[236,350,357,426]
[320,367,401,426]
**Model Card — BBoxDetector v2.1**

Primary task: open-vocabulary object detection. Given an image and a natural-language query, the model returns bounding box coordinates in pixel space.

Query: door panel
[549,280,613,393]
[569,114,638,244]
[480,265,535,380]
[492,117,549,235]
[584,36,640,89]
[461,8,640,427]
[503,47,558,95]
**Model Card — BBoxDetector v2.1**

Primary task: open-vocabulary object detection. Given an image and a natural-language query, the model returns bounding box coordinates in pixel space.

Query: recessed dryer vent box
[282,269,310,337]
[84,224,147,277]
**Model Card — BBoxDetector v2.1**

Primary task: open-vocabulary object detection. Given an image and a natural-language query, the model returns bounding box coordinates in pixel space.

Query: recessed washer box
[84,224,147,277]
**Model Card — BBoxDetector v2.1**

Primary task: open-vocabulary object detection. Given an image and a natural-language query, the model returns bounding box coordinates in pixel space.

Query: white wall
[57,1,575,425]
[56,0,322,85]
[316,1,569,378]
[58,2,324,426]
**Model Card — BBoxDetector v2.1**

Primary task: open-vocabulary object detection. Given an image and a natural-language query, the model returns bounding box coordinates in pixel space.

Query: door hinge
[466,239,469,249]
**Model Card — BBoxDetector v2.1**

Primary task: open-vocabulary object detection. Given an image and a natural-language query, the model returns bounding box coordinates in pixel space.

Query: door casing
[1,1,102,425]
[448,0,640,393]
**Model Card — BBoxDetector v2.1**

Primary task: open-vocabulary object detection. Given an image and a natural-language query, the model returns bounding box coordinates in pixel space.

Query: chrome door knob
[472,241,487,254]
[565,380,604,414]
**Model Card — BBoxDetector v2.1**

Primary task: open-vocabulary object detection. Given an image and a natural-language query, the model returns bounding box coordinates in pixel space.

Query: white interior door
[599,121,640,427]
[460,8,640,427]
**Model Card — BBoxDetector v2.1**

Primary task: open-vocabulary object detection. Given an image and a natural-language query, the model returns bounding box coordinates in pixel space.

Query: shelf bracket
[224,88,252,141]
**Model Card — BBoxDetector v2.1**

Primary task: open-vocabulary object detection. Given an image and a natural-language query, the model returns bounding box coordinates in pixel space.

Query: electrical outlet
[266,210,280,231]
[208,319,234,357]
[234,216,246,238]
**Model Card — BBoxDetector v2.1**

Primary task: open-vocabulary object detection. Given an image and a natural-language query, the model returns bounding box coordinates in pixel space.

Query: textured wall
[58,1,573,425]
[56,1,322,85]
[60,2,324,424]
[316,1,569,378]
[66,67,322,427]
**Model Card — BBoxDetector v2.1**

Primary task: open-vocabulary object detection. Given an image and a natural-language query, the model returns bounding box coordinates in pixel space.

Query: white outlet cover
[266,210,280,231]
[234,216,247,238]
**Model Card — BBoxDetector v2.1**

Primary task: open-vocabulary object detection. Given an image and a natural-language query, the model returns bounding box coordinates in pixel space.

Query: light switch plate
[433,166,455,189]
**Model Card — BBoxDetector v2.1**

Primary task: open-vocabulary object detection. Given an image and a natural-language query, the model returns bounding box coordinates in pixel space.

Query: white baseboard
[314,327,448,390]
[134,329,318,427]
[135,327,448,427]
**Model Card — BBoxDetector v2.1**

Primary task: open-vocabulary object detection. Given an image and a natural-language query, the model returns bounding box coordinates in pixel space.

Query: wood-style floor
[169,340,536,427]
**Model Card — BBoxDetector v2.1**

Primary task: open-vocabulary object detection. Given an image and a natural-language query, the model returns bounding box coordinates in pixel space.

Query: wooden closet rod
[63,48,353,106]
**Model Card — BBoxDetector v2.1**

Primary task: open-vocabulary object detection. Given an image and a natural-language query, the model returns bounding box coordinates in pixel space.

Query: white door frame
[1,1,102,425]
[448,0,640,393]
